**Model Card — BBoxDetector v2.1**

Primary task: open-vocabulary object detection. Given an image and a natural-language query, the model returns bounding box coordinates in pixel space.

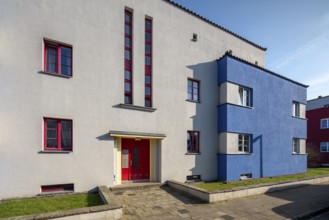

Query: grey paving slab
[113,182,329,220]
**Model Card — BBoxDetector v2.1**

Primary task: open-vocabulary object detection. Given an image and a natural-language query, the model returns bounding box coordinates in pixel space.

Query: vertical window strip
[124,10,133,104]
[145,18,152,107]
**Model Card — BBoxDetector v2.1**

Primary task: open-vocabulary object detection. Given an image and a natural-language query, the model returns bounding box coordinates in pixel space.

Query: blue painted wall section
[217,55,307,181]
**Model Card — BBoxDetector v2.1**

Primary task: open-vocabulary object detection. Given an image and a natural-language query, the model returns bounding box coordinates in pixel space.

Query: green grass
[0,193,103,218]
[195,168,329,191]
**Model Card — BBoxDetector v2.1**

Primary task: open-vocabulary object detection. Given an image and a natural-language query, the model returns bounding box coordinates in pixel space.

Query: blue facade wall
[217,56,307,181]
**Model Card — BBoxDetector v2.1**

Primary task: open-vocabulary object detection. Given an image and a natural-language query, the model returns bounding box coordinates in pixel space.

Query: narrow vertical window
[187,79,200,102]
[292,102,300,117]
[292,138,300,154]
[238,87,251,107]
[124,10,133,104]
[145,18,152,107]
[187,131,200,154]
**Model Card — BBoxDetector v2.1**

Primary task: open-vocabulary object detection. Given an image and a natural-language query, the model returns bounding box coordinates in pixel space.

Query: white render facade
[0,0,265,198]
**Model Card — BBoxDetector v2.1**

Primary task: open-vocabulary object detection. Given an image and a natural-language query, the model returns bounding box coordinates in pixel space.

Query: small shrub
[306,143,322,168]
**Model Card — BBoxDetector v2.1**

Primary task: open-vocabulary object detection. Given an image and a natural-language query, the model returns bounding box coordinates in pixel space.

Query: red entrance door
[121,139,150,181]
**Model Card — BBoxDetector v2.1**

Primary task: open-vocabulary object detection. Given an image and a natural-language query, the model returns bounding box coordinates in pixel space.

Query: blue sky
[172,0,329,100]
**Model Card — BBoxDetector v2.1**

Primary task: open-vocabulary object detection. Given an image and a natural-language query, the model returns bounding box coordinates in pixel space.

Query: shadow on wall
[96,133,114,141]
[266,184,329,219]
[186,60,220,181]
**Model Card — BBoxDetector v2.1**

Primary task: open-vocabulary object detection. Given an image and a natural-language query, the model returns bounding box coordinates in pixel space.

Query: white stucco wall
[219,132,240,154]
[0,0,266,198]
[219,82,240,105]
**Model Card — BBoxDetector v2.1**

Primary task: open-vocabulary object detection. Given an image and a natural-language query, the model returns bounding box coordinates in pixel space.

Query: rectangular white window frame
[238,134,251,153]
[321,118,329,129]
[292,102,300,117]
[238,87,251,107]
[292,138,300,154]
[320,142,329,152]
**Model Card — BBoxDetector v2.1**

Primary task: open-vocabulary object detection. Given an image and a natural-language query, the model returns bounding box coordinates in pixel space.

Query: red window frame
[44,40,73,76]
[187,131,200,154]
[145,18,152,107]
[44,118,73,151]
[124,10,133,104]
[187,79,200,102]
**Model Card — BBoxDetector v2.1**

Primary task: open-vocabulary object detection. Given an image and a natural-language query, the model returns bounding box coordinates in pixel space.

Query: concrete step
[110,182,165,192]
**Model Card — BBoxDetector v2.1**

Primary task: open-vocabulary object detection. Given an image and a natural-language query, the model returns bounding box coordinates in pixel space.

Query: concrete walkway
[113,182,329,220]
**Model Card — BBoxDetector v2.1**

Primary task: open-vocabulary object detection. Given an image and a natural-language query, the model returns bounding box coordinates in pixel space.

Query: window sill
[291,116,306,120]
[186,99,201,104]
[185,152,201,155]
[218,153,253,155]
[38,150,72,154]
[38,71,72,78]
[291,153,307,155]
[117,103,157,112]
[218,103,253,109]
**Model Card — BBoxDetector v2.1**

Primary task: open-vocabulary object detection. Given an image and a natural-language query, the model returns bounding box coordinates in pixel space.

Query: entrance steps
[110,182,164,192]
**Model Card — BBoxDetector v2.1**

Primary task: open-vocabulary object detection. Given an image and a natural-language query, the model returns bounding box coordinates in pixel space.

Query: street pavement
[112,182,329,220]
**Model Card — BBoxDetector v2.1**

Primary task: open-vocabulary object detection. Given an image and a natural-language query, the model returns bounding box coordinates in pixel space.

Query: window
[320,142,329,152]
[321,118,329,129]
[124,10,133,104]
[292,138,300,153]
[44,40,72,76]
[44,118,72,151]
[292,102,300,117]
[145,18,152,107]
[238,87,251,107]
[41,184,74,193]
[238,134,251,153]
[187,131,200,154]
[187,79,200,102]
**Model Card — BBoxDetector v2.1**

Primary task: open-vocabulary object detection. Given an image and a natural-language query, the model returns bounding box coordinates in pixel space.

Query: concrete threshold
[110,182,163,192]
[167,175,329,203]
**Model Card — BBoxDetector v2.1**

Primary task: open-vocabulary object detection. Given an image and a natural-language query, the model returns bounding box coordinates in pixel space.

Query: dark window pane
[125,24,131,35]
[125,95,131,104]
[61,66,72,76]
[61,47,71,57]
[145,75,151,84]
[145,56,151,66]
[145,20,151,30]
[145,44,151,53]
[46,47,58,72]
[125,82,131,92]
[145,99,151,107]
[46,120,57,129]
[125,50,131,60]
[125,37,131,48]
[145,87,151,96]
[145,32,151,41]
[125,70,131,80]
[125,13,131,22]
[47,139,57,148]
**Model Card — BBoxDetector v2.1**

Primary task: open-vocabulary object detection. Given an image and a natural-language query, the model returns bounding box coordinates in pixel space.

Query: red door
[122,139,150,181]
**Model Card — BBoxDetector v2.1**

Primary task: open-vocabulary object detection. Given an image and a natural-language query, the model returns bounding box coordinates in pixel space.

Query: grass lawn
[0,193,103,218]
[195,168,329,191]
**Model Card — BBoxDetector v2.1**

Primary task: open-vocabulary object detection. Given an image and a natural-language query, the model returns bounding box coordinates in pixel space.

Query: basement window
[240,173,252,180]
[186,175,201,182]
[41,183,74,193]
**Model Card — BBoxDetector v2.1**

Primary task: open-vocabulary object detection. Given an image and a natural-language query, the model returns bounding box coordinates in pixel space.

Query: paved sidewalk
[113,182,329,220]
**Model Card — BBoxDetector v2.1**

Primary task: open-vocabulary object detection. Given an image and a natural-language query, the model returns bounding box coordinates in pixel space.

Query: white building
[0,0,266,198]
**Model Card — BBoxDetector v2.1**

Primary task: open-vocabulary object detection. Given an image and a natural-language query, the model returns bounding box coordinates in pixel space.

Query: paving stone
[112,182,329,220]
